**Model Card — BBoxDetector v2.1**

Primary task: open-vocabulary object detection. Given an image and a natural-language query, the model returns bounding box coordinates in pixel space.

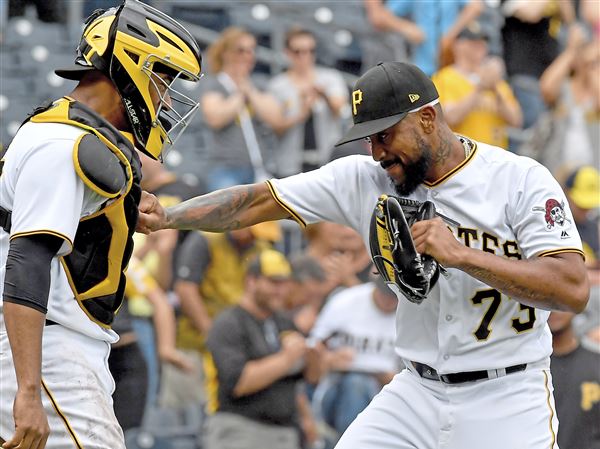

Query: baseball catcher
[370,194,445,304]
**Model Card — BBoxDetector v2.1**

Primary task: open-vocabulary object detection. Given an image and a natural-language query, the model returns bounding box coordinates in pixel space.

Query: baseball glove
[369,194,441,304]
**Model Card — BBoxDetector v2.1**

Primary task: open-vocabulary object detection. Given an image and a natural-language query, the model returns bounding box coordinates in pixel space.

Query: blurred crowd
[1,0,599,448]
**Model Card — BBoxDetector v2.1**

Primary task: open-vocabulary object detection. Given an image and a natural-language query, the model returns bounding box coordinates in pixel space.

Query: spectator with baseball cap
[564,165,600,264]
[432,20,522,150]
[159,222,281,409]
[562,165,600,347]
[203,249,320,449]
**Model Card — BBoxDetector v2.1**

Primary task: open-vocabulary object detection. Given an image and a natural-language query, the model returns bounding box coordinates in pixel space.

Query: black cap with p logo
[336,62,439,146]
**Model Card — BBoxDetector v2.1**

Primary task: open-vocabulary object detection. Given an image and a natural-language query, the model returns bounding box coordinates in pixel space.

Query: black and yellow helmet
[56,0,203,160]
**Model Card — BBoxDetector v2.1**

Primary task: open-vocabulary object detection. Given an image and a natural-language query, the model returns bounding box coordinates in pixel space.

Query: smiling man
[137,61,589,449]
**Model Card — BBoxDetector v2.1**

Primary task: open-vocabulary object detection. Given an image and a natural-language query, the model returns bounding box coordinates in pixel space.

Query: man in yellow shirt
[432,21,522,149]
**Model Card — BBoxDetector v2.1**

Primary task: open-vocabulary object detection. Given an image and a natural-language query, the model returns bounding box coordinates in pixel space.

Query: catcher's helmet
[56,0,203,160]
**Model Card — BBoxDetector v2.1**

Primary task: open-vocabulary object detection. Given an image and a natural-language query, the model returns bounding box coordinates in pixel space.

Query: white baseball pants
[334,361,559,449]
[0,323,125,449]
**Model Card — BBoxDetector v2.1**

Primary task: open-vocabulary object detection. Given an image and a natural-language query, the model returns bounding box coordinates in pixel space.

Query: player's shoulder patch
[531,197,573,234]
[73,133,127,198]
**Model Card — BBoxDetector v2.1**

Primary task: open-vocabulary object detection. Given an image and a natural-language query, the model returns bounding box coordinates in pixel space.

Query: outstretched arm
[136,182,291,234]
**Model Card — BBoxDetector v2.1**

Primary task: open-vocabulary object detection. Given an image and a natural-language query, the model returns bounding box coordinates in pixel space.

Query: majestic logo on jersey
[352,89,363,115]
[532,198,572,231]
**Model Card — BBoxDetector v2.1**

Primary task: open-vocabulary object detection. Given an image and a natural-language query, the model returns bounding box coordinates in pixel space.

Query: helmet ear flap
[109,56,153,145]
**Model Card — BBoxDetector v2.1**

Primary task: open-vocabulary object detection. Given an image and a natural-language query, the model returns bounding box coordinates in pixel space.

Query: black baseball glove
[369,194,442,304]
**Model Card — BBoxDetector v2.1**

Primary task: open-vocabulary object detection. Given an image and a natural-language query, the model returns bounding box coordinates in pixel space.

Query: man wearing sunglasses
[268,27,349,176]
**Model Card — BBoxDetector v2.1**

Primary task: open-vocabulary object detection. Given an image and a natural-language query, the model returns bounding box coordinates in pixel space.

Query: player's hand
[3,391,49,449]
[136,190,167,234]
[411,217,466,268]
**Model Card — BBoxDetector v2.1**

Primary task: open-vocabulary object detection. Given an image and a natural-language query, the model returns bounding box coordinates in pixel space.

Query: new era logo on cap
[336,62,439,146]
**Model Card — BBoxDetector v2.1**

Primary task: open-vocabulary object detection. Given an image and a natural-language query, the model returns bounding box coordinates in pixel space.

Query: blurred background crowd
[0,0,599,448]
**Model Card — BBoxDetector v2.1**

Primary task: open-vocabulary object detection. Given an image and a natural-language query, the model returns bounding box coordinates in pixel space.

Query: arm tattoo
[464,265,564,311]
[165,185,258,231]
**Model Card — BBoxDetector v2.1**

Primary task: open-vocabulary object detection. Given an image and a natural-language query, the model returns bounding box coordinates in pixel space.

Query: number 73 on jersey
[470,288,536,341]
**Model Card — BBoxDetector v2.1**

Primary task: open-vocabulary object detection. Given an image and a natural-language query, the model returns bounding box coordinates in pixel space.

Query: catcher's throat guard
[370,195,441,304]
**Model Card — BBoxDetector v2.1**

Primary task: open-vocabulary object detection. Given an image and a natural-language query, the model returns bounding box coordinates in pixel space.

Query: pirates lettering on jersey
[454,227,523,259]
[532,198,572,232]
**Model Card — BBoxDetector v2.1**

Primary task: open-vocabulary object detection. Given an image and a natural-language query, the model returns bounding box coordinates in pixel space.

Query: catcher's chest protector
[29,97,142,327]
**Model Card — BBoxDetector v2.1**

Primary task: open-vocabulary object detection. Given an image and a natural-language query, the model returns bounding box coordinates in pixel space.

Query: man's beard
[386,144,432,196]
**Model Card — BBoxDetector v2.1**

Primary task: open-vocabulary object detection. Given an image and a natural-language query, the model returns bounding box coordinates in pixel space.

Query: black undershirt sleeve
[3,234,63,314]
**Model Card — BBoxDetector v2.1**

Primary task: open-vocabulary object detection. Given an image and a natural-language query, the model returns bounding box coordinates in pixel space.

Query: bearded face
[392,139,433,197]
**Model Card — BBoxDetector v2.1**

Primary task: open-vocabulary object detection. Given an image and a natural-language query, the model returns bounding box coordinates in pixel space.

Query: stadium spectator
[285,254,328,335]
[268,27,350,176]
[203,249,321,449]
[201,26,281,189]
[385,0,484,76]
[580,0,600,38]
[539,27,599,171]
[159,223,280,408]
[501,0,576,129]
[562,165,600,344]
[304,222,373,296]
[132,151,203,406]
[135,151,204,291]
[563,165,600,264]
[432,20,522,149]
[110,256,192,430]
[549,310,600,449]
[310,276,400,437]
[362,0,425,70]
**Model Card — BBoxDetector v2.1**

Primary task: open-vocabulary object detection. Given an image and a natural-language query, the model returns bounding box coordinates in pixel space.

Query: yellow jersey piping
[424,140,478,188]
[42,379,84,449]
[265,180,307,228]
[543,371,557,449]
[538,248,585,258]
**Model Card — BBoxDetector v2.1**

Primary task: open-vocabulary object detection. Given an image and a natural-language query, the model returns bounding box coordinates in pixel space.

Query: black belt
[0,206,11,233]
[412,362,527,384]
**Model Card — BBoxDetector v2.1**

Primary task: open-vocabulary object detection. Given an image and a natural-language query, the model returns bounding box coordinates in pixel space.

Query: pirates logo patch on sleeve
[532,198,572,234]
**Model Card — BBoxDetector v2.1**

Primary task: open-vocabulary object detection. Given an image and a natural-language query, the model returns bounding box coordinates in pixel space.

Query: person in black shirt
[204,249,321,449]
[549,310,600,449]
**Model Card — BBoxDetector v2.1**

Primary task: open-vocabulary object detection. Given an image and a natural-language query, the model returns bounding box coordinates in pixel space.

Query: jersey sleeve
[10,138,86,256]
[267,156,369,230]
[510,163,583,259]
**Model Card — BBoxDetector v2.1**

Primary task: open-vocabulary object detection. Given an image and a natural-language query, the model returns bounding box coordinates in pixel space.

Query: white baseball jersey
[0,121,118,343]
[0,121,125,448]
[310,282,400,374]
[269,139,583,374]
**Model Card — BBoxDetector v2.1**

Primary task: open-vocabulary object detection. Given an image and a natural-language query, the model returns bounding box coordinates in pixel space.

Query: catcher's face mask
[55,0,203,161]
